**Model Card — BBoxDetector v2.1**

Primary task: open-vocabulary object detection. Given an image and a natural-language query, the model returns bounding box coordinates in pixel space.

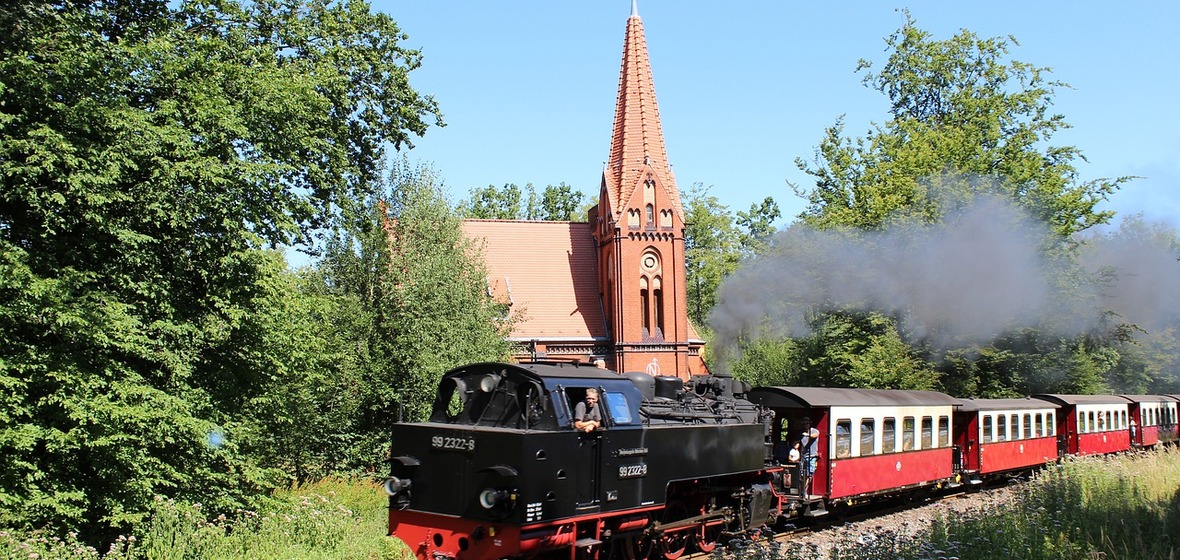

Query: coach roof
[1033,394,1131,406]
[748,387,960,408]
[954,397,1060,412]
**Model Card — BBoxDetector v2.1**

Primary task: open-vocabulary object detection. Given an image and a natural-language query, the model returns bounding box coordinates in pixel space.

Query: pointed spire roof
[603,3,683,218]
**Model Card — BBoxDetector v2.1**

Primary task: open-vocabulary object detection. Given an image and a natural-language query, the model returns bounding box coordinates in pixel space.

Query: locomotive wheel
[695,521,723,553]
[658,501,690,560]
[619,535,651,560]
[658,533,687,560]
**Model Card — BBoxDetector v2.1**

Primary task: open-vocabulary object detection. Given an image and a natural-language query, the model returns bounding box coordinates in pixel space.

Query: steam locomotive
[385,361,1180,560]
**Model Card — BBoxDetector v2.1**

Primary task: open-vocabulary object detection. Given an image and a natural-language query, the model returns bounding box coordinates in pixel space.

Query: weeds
[0,478,410,560]
[726,447,1180,560]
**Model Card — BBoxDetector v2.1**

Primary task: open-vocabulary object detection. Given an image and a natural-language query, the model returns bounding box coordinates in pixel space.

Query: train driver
[574,388,602,433]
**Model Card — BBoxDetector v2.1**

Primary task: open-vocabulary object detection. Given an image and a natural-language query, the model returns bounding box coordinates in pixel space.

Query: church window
[645,204,654,224]
[653,277,664,336]
[640,276,651,335]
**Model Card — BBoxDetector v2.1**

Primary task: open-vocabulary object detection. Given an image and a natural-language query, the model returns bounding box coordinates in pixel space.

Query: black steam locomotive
[385,361,779,559]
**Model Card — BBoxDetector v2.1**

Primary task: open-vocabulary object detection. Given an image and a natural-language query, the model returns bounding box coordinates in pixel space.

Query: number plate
[431,434,476,452]
[617,463,648,479]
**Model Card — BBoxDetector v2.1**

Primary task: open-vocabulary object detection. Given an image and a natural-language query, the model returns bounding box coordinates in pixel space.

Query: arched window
[652,276,664,337]
[640,276,650,335]
[645,203,654,224]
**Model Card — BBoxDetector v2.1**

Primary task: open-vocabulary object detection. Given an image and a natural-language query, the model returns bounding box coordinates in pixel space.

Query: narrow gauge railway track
[679,483,1020,560]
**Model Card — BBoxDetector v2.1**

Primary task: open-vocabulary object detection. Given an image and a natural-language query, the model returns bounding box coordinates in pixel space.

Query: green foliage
[794,11,1126,236]
[0,0,440,544]
[0,478,407,560]
[319,160,514,425]
[729,313,938,390]
[684,184,780,333]
[459,183,586,221]
[684,184,743,330]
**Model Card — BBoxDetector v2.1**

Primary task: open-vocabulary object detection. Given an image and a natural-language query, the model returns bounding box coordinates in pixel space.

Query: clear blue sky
[373,1,1179,229]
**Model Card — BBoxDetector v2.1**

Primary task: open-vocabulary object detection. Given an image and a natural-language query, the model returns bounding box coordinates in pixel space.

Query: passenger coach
[953,398,1059,483]
[1119,394,1178,447]
[1035,394,1131,456]
[748,387,960,511]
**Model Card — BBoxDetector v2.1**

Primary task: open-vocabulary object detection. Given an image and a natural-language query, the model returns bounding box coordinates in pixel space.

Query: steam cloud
[709,195,1180,365]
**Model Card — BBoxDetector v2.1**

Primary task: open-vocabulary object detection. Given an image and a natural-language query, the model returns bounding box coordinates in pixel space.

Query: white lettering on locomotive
[617,463,648,479]
[430,435,476,452]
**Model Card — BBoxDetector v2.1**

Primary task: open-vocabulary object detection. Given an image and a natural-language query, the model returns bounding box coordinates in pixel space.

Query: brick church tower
[462,3,707,379]
[589,2,707,377]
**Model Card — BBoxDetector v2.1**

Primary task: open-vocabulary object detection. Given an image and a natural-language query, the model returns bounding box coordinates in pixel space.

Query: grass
[6,449,1179,560]
[0,478,413,560]
[721,446,1180,560]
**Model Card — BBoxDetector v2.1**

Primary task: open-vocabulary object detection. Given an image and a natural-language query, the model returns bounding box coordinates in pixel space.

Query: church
[461,3,708,379]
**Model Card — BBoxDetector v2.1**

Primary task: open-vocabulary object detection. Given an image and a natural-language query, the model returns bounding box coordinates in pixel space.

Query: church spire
[602,2,682,219]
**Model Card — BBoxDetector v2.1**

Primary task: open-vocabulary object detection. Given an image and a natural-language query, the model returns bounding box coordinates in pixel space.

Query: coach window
[982,415,993,442]
[1088,411,1096,432]
[883,418,896,453]
[921,417,933,449]
[938,416,950,447]
[997,415,1007,441]
[1009,414,1018,440]
[835,420,852,458]
[1078,412,1086,433]
[902,417,915,451]
[1021,414,1030,439]
[1034,413,1043,437]
[861,419,875,456]
[1047,412,1055,435]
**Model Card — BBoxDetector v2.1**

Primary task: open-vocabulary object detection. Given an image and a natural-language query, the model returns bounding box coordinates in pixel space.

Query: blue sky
[374,1,1179,229]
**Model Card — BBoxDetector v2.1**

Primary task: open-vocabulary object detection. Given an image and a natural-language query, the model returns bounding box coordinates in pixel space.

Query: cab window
[604,392,632,424]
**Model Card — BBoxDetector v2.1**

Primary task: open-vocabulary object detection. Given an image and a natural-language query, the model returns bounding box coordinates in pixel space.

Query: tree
[461,183,525,219]
[736,197,782,257]
[0,0,440,541]
[537,183,586,221]
[460,182,585,221]
[793,11,1126,237]
[730,13,1137,394]
[683,184,742,330]
[372,162,516,422]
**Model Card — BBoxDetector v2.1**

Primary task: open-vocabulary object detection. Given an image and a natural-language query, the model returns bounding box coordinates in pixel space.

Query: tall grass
[720,447,1180,560]
[1,478,412,560]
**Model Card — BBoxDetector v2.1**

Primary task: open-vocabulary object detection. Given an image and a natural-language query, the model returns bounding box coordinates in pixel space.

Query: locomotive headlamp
[384,476,410,497]
[479,373,502,393]
[478,488,515,510]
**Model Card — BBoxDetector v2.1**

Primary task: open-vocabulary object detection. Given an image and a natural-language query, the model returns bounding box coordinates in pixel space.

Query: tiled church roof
[462,220,607,341]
